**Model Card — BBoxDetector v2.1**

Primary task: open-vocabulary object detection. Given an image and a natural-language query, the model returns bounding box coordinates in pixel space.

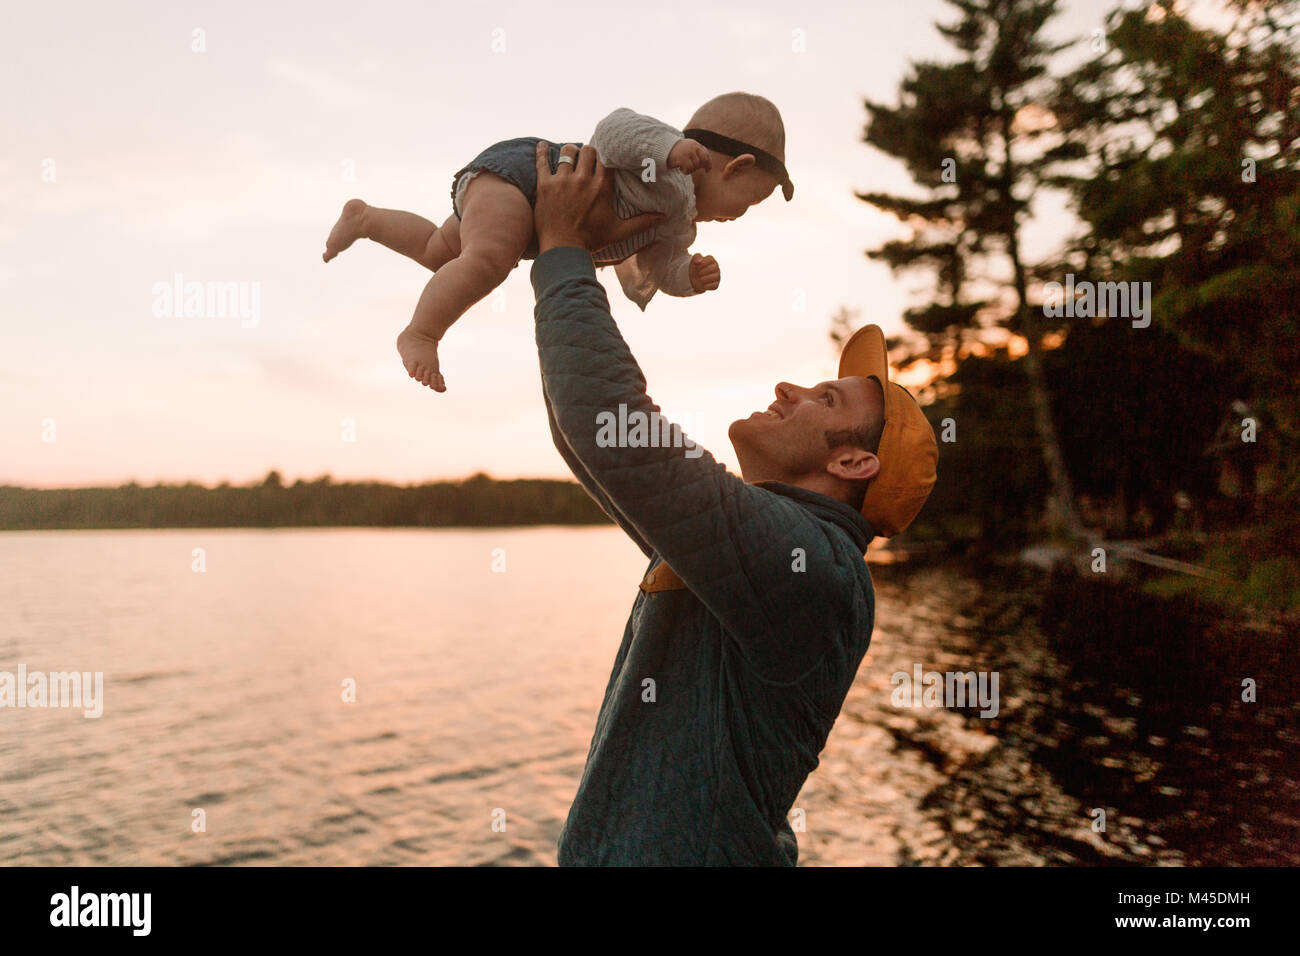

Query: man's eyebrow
[827,382,844,402]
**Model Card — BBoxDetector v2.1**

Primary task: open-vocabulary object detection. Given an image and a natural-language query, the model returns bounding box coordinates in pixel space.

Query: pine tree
[1054,0,1300,550]
[857,0,1086,541]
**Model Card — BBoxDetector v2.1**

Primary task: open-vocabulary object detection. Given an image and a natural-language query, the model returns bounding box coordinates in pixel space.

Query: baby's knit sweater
[589,108,699,311]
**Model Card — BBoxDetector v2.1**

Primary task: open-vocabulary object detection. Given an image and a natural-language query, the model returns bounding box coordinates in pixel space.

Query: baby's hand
[690,253,721,293]
[668,138,712,175]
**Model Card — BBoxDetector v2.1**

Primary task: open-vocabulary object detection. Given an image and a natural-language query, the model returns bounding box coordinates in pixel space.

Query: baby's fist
[690,254,721,293]
[668,138,712,175]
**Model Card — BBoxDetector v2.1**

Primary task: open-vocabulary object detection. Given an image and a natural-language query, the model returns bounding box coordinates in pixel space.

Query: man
[529,141,938,865]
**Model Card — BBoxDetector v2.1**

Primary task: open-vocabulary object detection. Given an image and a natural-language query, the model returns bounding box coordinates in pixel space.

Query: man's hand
[534,142,665,255]
[689,253,721,293]
[667,138,712,174]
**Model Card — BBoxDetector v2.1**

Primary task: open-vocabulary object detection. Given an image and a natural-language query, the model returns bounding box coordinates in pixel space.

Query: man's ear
[827,447,879,484]
[722,154,757,178]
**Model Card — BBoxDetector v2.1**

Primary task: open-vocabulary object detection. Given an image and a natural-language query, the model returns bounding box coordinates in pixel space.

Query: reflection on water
[0,530,1293,865]
[801,565,1299,866]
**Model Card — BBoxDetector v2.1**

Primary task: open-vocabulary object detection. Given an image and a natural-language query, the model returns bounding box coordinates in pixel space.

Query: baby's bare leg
[397,173,534,391]
[323,199,461,270]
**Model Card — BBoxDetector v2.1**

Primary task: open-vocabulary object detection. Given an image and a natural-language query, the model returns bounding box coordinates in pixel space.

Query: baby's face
[693,156,780,223]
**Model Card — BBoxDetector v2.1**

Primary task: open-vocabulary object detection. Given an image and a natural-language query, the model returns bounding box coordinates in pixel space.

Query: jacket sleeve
[542,381,654,559]
[590,108,683,173]
[530,246,856,678]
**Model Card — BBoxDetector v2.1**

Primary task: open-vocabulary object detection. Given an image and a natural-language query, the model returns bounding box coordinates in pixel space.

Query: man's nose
[776,382,805,402]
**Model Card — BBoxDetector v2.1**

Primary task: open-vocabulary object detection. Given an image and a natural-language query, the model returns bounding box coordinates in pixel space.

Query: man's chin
[728,412,773,452]
[728,415,759,441]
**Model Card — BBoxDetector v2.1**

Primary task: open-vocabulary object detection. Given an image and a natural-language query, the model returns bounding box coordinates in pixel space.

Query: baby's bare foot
[323,199,368,262]
[397,326,446,392]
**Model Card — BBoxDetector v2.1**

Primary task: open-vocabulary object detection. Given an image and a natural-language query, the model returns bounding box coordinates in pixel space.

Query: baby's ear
[724,154,757,176]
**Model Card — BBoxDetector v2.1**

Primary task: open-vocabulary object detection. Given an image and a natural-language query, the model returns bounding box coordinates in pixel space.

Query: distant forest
[0,472,612,530]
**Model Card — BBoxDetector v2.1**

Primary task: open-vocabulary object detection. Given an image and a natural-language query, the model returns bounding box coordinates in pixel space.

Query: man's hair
[824,420,883,457]
[824,407,884,510]
[686,92,786,162]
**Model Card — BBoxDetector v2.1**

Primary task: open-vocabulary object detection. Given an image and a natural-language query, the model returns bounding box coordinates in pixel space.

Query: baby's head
[684,92,792,223]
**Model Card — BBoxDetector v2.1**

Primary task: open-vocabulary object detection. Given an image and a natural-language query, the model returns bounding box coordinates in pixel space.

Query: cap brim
[838,324,890,386]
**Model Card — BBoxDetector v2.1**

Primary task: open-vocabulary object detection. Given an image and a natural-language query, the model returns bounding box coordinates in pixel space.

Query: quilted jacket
[532,246,877,866]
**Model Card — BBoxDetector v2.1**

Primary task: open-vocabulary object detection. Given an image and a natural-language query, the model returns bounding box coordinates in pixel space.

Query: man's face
[729,376,885,487]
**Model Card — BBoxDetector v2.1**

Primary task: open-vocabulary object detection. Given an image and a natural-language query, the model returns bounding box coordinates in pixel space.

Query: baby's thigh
[458,173,535,263]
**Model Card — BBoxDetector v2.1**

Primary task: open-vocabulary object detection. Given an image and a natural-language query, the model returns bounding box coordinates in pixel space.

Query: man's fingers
[541,142,579,181]
[579,145,607,195]
[535,140,659,250]
[576,144,599,178]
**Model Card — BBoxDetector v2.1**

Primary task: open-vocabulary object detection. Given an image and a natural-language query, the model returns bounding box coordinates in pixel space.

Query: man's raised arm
[527,144,860,677]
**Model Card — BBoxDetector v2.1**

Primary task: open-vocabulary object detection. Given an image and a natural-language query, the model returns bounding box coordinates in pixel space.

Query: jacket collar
[753,480,876,554]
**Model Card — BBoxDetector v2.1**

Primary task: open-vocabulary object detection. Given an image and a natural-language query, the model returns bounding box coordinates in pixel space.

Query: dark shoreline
[893,559,1300,865]
[0,476,611,531]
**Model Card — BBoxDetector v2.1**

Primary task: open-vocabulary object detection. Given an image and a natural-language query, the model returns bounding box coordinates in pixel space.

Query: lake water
[1,528,1291,865]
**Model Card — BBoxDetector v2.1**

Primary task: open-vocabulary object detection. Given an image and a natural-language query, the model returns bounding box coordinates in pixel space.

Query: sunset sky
[4,0,1115,487]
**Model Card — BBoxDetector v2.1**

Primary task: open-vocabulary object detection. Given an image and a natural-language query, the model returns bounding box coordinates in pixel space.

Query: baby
[322,92,793,391]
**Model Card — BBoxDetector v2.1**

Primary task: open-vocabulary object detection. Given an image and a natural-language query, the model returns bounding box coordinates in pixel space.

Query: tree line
[0,472,611,530]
